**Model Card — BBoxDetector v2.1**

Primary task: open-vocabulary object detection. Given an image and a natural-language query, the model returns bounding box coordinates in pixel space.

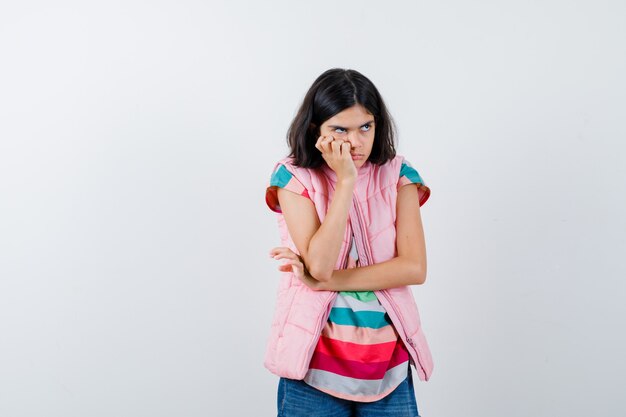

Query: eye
[361,124,371,131]
[334,128,346,133]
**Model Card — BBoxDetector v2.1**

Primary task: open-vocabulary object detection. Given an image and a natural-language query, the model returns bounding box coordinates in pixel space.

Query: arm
[277,176,355,282]
[275,135,358,282]
[313,182,427,291]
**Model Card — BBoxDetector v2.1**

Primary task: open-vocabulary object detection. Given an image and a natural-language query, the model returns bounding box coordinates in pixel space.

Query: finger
[281,259,302,267]
[271,246,293,254]
[319,135,333,154]
[270,247,294,256]
[269,247,288,257]
[273,252,301,262]
[331,139,344,158]
[278,260,303,271]
[340,141,352,157]
[271,248,300,259]
[315,135,324,152]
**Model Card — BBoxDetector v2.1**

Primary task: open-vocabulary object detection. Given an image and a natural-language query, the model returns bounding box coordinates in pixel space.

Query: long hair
[286,68,397,168]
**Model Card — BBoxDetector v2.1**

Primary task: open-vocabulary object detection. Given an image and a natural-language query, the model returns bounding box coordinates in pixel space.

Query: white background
[1,1,624,416]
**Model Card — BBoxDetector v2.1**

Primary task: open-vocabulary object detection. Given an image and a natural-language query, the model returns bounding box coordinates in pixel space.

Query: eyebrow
[327,120,375,129]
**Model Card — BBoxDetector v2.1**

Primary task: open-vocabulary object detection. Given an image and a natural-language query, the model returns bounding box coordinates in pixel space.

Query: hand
[269,246,325,290]
[314,135,357,182]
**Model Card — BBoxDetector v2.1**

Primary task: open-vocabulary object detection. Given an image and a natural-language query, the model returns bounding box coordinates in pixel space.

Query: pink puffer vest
[264,154,434,382]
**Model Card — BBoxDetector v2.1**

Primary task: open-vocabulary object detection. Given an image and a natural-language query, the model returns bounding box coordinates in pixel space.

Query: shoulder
[266,156,315,213]
[269,156,318,187]
[371,155,406,183]
[379,154,406,172]
[394,155,431,206]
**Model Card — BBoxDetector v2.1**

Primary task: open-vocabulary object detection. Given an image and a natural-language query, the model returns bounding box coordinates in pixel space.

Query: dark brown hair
[286,68,397,168]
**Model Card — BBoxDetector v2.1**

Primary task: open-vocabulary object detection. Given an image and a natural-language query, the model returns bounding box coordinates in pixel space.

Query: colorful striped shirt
[301,234,410,402]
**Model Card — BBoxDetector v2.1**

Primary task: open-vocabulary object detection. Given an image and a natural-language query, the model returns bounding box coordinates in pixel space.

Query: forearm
[306,179,355,281]
[317,256,425,291]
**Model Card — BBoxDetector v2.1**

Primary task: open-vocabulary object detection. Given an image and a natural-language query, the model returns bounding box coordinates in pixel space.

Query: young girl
[265,68,433,417]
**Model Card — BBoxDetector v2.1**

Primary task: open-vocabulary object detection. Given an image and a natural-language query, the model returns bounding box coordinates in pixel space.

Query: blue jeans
[276,363,421,417]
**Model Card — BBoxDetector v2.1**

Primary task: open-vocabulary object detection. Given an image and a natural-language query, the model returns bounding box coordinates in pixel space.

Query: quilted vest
[264,154,434,382]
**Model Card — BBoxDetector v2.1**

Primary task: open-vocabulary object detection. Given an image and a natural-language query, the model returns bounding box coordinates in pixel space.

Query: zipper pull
[406,337,415,347]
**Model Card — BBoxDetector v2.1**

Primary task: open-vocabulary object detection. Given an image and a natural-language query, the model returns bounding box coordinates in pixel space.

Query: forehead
[323,105,374,128]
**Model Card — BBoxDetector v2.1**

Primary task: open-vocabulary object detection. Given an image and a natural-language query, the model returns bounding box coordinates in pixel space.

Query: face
[319,104,376,169]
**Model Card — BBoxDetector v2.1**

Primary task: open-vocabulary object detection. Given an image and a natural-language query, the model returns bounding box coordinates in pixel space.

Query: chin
[354,156,369,168]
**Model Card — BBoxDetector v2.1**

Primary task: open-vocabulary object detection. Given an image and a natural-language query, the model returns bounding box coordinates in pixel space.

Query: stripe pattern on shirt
[302,235,410,402]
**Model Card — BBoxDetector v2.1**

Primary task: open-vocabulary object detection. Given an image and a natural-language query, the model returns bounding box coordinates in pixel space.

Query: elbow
[308,264,333,283]
[412,262,427,285]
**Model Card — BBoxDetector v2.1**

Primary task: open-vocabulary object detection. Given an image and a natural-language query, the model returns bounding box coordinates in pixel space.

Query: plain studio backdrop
[0,1,624,416]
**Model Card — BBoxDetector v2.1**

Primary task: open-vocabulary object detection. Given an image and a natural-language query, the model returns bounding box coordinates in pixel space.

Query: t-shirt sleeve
[397,158,431,206]
[265,163,312,213]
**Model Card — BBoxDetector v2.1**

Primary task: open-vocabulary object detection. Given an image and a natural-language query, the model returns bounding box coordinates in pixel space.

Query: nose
[347,131,362,148]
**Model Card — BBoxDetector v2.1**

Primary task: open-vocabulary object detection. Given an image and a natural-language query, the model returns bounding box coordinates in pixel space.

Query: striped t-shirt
[301,234,410,402]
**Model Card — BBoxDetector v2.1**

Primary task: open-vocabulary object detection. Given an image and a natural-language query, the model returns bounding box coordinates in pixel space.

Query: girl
[265,68,433,417]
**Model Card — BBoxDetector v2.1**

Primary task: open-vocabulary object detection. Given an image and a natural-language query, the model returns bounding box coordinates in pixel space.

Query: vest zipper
[349,192,427,376]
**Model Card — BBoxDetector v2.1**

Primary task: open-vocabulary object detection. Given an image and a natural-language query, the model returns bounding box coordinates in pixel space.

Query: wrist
[336,177,356,188]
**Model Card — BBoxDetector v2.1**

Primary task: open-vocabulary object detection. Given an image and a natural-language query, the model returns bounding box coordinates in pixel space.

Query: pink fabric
[264,155,434,382]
